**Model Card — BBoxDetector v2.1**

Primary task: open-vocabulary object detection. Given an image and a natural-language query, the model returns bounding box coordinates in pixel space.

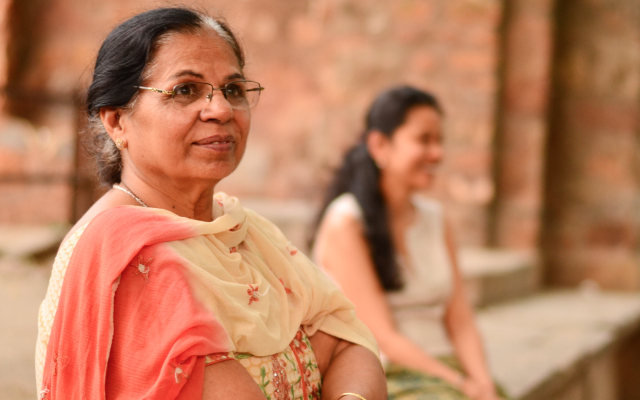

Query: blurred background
[0,0,638,399]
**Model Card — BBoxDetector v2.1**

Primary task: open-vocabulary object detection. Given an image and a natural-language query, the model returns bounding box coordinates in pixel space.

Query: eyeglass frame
[134,80,265,110]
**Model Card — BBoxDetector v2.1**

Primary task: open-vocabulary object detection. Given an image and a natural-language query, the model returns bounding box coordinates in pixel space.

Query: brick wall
[0,0,503,246]
[542,0,640,289]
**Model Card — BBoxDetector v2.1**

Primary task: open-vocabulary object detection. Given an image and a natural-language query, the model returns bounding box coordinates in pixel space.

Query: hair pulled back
[312,86,442,291]
[84,7,244,185]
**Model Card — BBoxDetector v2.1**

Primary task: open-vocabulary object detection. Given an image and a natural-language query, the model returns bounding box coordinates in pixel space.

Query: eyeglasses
[135,80,264,111]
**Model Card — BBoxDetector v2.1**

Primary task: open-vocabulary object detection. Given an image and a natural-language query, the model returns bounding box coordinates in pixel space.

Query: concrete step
[478,290,640,400]
[459,248,539,308]
[0,224,67,259]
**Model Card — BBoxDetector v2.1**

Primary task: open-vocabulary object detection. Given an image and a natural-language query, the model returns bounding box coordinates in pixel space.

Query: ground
[0,258,49,400]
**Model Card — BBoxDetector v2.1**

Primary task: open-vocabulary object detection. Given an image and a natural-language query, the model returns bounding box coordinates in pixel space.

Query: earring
[115,139,127,150]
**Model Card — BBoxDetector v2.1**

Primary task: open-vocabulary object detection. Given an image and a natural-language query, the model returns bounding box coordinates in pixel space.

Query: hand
[464,379,500,400]
[459,378,483,399]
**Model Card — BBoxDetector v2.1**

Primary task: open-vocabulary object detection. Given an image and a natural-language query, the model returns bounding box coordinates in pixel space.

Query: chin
[412,176,435,191]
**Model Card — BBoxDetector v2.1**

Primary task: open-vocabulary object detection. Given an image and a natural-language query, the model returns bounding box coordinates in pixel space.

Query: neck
[119,168,216,222]
[379,171,413,219]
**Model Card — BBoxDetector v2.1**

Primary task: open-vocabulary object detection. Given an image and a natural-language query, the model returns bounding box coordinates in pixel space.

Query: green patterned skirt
[386,356,510,400]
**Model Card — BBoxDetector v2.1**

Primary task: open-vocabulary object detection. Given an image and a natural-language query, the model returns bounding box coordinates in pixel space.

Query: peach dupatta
[39,194,378,399]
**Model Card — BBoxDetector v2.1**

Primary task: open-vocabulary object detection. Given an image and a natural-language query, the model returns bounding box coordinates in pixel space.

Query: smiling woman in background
[312,86,506,400]
[35,7,385,400]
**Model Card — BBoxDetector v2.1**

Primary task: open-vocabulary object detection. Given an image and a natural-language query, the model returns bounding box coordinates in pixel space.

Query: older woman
[313,87,505,400]
[35,8,385,400]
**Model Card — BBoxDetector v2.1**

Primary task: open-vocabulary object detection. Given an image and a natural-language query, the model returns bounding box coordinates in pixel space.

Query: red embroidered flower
[310,383,321,400]
[230,246,238,253]
[279,278,292,294]
[247,284,260,305]
[270,355,291,400]
[291,330,308,353]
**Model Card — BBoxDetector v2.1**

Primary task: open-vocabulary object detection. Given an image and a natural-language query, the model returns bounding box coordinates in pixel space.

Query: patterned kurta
[36,193,378,399]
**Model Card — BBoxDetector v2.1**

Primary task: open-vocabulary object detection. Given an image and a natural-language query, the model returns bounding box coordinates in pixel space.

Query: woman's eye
[225,83,246,98]
[175,84,197,97]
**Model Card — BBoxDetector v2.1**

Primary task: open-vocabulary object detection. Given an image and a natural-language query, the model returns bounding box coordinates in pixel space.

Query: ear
[366,130,391,168]
[99,107,127,141]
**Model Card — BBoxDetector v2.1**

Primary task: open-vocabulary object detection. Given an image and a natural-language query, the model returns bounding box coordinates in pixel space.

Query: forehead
[402,106,441,130]
[147,30,241,83]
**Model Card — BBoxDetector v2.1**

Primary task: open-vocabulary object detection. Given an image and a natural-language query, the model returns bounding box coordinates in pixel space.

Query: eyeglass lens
[172,81,261,111]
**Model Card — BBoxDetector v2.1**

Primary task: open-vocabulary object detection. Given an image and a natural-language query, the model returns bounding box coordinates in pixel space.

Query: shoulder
[319,193,365,239]
[325,192,363,221]
[315,195,366,259]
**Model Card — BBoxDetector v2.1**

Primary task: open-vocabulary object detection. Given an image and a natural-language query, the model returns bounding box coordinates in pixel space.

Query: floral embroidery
[52,351,70,377]
[229,224,241,232]
[170,362,190,384]
[292,330,307,353]
[230,246,238,253]
[247,284,260,305]
[310,383,321,400]
[285,241,298,256]
[227,329,320,400]
[205,352,233,365]
[38,388,50,400]
[279,278,293,294]
[130,255,153,282]
[289,331,320,399]
[271,355,291,400]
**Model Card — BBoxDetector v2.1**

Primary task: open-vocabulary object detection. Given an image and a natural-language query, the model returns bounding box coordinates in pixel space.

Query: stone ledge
[459,248,539,307]
[0,224,67,259]
[478,290,640,400]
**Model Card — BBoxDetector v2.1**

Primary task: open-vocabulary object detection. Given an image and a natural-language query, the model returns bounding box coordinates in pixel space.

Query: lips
[193,135,235,151]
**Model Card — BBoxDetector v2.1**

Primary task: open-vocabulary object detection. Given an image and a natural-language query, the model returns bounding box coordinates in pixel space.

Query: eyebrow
[170,70,205,80]
[226,73,246,81]
[168,70,246,82]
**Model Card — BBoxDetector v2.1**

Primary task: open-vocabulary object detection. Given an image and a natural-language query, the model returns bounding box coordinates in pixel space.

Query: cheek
[391,145,423,171]
[237,111,251,135]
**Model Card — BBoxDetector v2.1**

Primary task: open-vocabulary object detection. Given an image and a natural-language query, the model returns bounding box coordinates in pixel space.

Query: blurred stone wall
[0,0,638,289]
[0,0,502,246]
[542,0,640,289]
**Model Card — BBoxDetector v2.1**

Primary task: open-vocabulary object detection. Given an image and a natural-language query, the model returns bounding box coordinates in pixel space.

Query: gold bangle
[334,393,367,400]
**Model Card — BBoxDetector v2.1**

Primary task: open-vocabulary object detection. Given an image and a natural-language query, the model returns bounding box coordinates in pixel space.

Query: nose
[199,90,233,123]
[429,142,444,162]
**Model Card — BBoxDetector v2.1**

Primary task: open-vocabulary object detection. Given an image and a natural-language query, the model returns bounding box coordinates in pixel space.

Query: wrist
[448,372,466,388]
[333,393,367,400]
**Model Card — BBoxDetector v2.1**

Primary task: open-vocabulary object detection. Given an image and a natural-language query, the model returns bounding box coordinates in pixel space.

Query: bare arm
[202,360,266,400]
[309,331,386,400]
[443,222,499,400]
[315,212,464,388]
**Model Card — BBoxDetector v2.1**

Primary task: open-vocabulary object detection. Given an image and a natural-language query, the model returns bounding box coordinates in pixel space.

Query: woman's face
[119,30,250,190]
[378,106,443,191]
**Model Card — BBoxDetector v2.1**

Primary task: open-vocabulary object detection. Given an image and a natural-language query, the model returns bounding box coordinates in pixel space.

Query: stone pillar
[491,0,554,249]
[542,0,640,289]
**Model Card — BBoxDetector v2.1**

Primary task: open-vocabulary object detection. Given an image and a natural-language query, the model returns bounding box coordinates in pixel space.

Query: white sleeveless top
[320,193,454,356]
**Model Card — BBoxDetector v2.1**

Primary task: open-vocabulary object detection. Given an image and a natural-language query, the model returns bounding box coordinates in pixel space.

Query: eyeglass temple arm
[135,86,174,95]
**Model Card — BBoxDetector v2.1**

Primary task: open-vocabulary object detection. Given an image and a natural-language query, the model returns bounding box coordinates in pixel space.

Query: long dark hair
[84,7,244,185]
[311,86,442,291]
